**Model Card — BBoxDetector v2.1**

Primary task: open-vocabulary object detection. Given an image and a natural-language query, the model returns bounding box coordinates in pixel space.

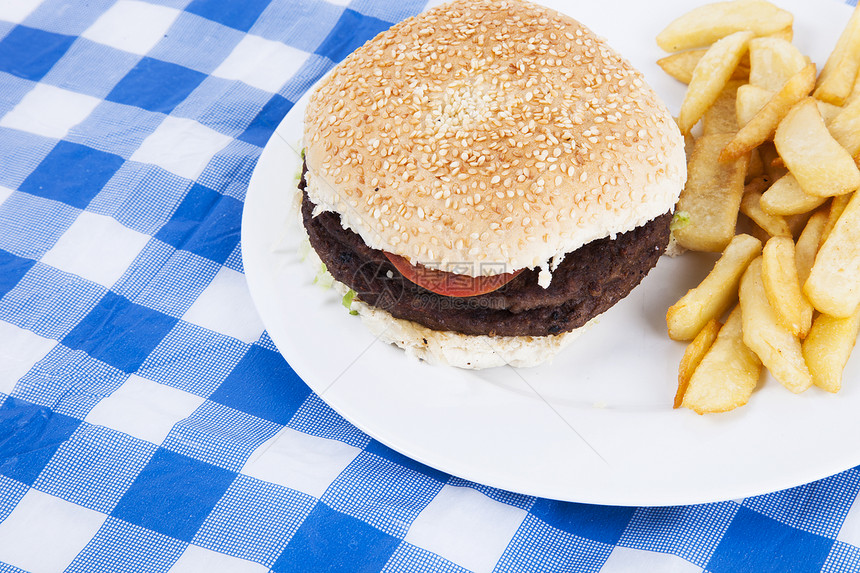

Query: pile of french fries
[659,0,860,414]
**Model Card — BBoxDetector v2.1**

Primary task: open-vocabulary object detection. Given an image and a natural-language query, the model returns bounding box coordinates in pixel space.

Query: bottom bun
[337,278,594,369]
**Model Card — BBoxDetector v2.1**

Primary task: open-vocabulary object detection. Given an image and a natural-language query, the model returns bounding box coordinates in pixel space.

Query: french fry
[720,63,816,162]
[768,26,793,43]
[675,318,722,408]
[739,257,812,393]
[740,187,792,239]
[774,98,860,197]
[802,309,860,392]
[678,31,754,134]
[703,81,743,136]
[805,192,860,317]
[736,84,774,127]
[674,134,750,252]
[667,233,762,340]
[747,147,764,182]
[820,193,851,247]
[818,101,843,126]
[760,174,827,216]
[795,209,828,285]
[761,236,813,337]
[814,5,860,105]
[749,37,808,92]
[658,49,751,85]
[681,308,762,414]
[657,1,793,52]
[827,97,860,157]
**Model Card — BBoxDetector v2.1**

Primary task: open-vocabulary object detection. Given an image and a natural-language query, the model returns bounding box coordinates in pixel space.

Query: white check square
[601,547,703,573]
[0,490,107,573]
[85,375,205,444]
[0,84,101,140]
[130,116,232,180]
[82,0,180,55]
[182,267,265,343]
[0,185,12,205]
[212,35,309,93]
[0,0,42,23]
[242,427,361,498]
[0,321,57,395]
[41,211,150,288]
[168,544,268,573]
[405,485,528,573]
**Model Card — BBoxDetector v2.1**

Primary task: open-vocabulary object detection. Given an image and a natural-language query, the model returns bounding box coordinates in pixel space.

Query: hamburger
[299,0,686,369]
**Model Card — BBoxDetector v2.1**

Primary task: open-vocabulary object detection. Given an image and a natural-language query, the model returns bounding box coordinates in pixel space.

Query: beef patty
[301,166,670,337]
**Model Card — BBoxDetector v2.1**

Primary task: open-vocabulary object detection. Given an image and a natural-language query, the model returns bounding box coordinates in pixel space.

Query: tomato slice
[383,252,523,297]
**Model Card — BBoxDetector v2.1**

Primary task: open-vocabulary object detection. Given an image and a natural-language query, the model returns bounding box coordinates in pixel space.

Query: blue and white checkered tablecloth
[0,0,859,571]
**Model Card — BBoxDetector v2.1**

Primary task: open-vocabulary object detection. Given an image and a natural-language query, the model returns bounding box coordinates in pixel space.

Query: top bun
[303,0,685,277]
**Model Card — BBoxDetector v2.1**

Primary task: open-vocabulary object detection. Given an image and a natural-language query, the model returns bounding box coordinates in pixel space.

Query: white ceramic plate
[243,0,857,506]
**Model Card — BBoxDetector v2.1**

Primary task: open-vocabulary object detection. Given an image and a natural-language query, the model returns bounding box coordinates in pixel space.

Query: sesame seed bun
[303,0,685,277]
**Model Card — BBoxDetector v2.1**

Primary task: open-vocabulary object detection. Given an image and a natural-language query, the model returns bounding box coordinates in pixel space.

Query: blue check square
[272,503,400,573]
[185,0,271,32]
[154,184,241,264]
[18,141,124,210]
[61,291,179,373]
[209,345,310,425]
[707,506,833,573]
[238,94,293,148]
[0,26,75,81]
[0,397,82,485]
[0,249,36,300]
[315,9,391,64]
[106,57,206,114]
[111,448,237,542]
[531,499,635,545]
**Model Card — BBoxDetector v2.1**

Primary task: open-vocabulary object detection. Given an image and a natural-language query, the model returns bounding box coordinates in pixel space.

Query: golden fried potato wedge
[740,187,792,239]
[767,26,793,42]
[740,257,812,392]
[762,236,814,337]
[774,98,860,197]
[795,209,828,285]
[675,318,722,408]
[760,174,827,216]
[667,233,762,340]
[749,37,808,92]
[720,63,816,161]
[703,81,744,136]
[674,134,750,252]
[818,101,843,126]
[736,84,773,127]
[803,309,860,393]
[820,194,851,247]
[747,147,764,182]
[814,5,860,105]
[681,308,762,414]
[827,97,860,157]
[679,31,754,134]
[659,50,751,85]
[805,192,860,317]
[657,0,793,52]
